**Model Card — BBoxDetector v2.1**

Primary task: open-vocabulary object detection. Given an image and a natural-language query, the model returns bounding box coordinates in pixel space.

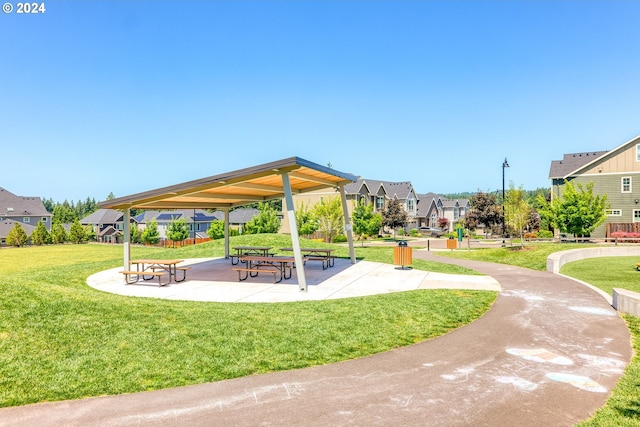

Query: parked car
[418,227,445,237]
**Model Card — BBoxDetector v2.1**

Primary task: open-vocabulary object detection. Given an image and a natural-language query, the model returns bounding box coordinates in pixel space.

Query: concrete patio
[86,252,501,303]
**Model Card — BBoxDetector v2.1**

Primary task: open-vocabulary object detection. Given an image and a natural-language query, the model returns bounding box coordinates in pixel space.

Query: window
[605,209,622,216]
[23,217,30,223]
[376,196,384,210]
[41,217,48,222]
[622,177,632,193]
[636,144,640,162]
[634,210,640,223]
[406,199,415,213]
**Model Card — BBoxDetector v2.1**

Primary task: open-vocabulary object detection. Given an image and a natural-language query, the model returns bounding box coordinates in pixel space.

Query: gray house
[548,133,640,238]
[0,187,51,244]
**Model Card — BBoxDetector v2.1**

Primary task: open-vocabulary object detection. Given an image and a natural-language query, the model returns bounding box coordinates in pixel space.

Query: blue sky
[2,1,639,203]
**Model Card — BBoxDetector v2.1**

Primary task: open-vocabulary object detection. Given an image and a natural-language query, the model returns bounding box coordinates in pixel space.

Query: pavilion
[98,157,358,291]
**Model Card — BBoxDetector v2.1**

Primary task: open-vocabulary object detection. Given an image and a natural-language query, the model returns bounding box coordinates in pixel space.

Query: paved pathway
[0,250,631,426]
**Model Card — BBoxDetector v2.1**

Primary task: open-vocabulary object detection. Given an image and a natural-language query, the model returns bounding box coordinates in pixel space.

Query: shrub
[333,234,348,243]
[610,231,640,243]
[538,230,553,238]
[524,232,538,240]
[409,229,420,237]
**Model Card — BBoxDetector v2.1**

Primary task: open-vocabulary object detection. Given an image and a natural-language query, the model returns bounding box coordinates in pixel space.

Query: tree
[504,184,531,246]
[295,201,318,237]
[31,220,51,245]
[352,202,383,245]
[52,203,77,224]
[382,198,408,239]
[68,219,87,244]
[167,217,190,245]
[245,202,281,234]
[311,196,344,242]
[141,219,161,245]
[537,181,608,238]
[50,222,67,244]
[6,222,29,247]
[129,224,141,244]
[437,217,449,231]
[465,191,501,237]
[207,219,225,240]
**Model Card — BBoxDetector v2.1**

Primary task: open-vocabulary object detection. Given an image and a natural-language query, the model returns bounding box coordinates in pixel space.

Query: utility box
[446,237,457,250]
[394,240,412,269]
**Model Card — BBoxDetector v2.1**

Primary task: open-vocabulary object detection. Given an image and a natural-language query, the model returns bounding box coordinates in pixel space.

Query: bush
[409,229,420,237]
[333,234,348,243]
[610,231,640,243]
[524,232,538,240]
[538,230,553,238]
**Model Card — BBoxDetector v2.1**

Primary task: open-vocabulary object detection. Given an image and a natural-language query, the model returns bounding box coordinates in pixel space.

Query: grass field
[0,235,493,407]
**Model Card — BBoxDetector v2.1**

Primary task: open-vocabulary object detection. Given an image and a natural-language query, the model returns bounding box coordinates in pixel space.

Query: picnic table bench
[281,248,336,270]
[121,259,187,286]
[232,255,295,283]
[230,246,274,265]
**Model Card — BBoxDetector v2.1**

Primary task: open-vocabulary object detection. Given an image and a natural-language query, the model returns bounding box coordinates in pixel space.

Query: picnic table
[120,259,189,286]
[232,255,295,283]
[280,247,336,269]
[230,246,274,265]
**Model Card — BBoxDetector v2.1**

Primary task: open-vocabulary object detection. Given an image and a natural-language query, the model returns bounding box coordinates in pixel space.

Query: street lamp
[502,157,510,246]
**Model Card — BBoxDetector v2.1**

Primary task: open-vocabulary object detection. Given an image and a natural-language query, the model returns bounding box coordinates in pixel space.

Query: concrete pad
[86,257,501,303]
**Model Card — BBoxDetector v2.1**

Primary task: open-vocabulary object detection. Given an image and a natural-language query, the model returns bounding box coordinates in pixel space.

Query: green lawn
[0,235,493,407]
[441,243,640,427]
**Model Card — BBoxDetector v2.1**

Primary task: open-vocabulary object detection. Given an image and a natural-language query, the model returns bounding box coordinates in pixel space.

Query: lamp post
[502,157,509,247]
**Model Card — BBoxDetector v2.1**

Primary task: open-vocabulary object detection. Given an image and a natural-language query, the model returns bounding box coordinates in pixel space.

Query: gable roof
[0,218,37,237]
[99,157,357,210]
[0,187,50,217]
[81,208,123,225]
[548,151,608,179]
[549,133,640,179]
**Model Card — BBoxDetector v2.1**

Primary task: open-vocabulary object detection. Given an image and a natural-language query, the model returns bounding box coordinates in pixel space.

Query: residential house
[0,187,51,244]
[81,208,125,243]
[0,219,37,245]
[416,193,469,232]
[133,208,260,238]
[280,177,420,234]
[548,133,640,238]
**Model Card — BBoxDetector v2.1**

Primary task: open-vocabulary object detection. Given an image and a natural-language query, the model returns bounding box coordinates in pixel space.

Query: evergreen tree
[50,222,67,244]
[245,202,281,234]
[207,219,225,240]
[141,219,161,245]
[6,222,29,247]
[166,217,190,245]
[31,220,51,245]
[52,203,78,224]
[68,219,87,244]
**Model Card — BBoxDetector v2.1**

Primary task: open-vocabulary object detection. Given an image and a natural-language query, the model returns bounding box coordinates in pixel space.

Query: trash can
[393,240,412,269]
[446,237,457,250]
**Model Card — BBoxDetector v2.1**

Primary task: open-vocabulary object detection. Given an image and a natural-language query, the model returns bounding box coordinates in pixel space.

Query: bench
[232,265,280,283]
[303,255,335,270]
[175,266,191,282]
[120,270,167,286]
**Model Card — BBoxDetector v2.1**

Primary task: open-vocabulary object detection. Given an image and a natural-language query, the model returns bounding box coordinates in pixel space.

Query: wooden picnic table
[230,246,274,265]
[122,259,188,286]
[280,247,336,269]
[233,255,295,283]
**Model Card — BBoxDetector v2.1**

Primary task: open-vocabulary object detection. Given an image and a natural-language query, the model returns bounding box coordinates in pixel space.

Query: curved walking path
[0,250,631,427]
